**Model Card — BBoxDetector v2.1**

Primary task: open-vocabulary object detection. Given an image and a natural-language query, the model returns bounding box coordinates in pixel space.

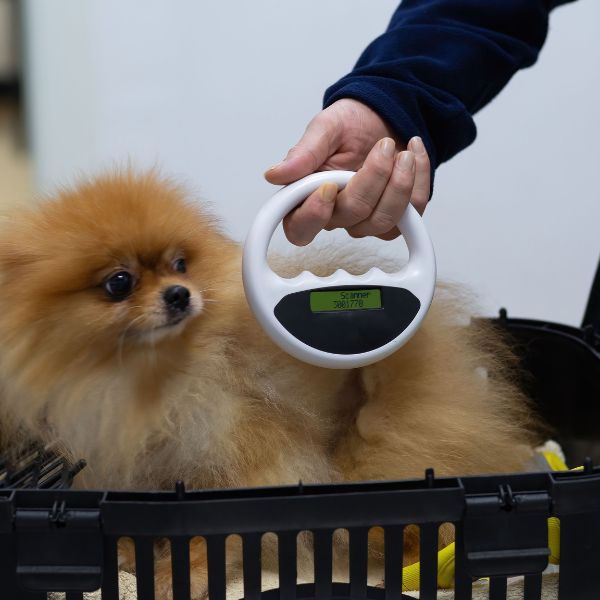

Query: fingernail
[265,161,283,173]
[321,182,338,203]
[397,151,415,171]
[409,136,425,154]
[380,137,395,158]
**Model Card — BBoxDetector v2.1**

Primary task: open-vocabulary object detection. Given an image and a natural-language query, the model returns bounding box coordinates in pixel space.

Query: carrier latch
[15,500,103,592]
[462,485,551,578]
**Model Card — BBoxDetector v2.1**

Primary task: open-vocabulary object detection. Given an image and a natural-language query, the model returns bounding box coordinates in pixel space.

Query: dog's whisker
[117,314,147,367]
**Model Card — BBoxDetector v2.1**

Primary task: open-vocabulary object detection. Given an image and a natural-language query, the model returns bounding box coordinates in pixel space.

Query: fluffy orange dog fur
[0,171,537,596]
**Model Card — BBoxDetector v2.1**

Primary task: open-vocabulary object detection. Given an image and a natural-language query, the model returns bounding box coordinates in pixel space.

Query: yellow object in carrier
[400,448,567,592]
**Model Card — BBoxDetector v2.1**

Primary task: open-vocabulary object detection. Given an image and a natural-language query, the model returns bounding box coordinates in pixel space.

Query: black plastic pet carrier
[1,259,599,600]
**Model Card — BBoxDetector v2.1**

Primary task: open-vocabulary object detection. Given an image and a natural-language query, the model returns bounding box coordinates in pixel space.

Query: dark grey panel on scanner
[274,286,421,355]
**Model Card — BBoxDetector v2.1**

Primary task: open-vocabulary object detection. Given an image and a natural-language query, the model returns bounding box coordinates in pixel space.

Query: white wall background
[22,0,600,326]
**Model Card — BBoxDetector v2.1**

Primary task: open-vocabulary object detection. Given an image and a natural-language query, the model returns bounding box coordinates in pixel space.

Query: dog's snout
[163,285,190,312]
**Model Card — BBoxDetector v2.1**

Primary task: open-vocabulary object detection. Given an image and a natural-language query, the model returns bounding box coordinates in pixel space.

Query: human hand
[264,98,431,246]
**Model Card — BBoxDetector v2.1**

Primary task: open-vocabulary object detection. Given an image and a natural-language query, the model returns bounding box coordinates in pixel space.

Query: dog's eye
[104,271,134,301]
[173,258,186,274]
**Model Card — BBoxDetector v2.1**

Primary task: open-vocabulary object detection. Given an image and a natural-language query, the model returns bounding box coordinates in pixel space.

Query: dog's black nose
[163,285,190,312]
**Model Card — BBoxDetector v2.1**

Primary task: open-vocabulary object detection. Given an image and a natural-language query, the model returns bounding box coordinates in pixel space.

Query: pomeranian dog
[0,171,537,596]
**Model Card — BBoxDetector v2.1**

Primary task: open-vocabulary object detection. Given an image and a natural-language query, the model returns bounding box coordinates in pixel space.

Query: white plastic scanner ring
[242,171,436,369]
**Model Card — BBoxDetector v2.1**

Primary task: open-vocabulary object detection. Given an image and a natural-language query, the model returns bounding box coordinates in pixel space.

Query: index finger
[326,138,396,229]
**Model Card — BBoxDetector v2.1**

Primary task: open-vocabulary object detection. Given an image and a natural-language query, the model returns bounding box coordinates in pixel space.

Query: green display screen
[310,289,382,313]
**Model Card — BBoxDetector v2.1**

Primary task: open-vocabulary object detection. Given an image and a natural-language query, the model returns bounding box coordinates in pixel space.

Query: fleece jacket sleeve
[323,0,576,172]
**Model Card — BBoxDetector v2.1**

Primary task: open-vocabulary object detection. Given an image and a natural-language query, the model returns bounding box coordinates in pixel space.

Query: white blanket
[50,569,559,599]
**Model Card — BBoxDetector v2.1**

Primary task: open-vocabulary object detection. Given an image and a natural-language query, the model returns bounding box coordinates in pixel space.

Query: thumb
[264,114,337,185]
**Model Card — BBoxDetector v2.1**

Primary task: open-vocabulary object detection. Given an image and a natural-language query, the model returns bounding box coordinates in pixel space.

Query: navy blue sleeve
[323,0,576,171]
